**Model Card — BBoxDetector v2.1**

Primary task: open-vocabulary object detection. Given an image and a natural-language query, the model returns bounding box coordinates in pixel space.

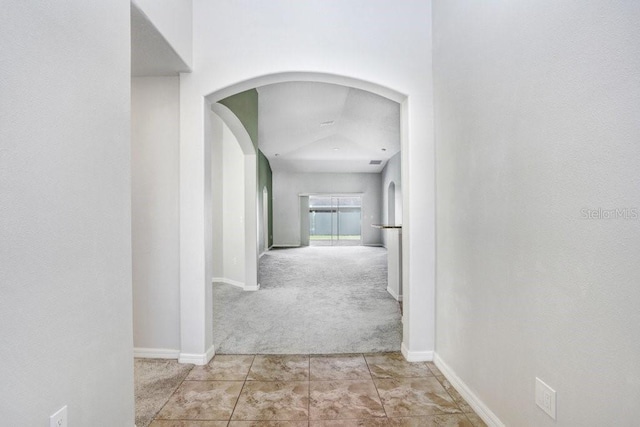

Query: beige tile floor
[148,353,487,427]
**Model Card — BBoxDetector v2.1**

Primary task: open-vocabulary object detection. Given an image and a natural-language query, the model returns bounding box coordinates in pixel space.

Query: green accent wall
[219,89,258,150]
[258,150,273,248]
[219,89,272,249]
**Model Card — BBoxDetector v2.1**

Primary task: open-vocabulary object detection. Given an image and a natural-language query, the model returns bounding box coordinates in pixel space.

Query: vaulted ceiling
[257,82,400,173]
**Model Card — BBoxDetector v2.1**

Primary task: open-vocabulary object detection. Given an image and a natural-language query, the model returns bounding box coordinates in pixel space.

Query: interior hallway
[135,353,487,427]
[213,246,402,354]
[5,2,640,426]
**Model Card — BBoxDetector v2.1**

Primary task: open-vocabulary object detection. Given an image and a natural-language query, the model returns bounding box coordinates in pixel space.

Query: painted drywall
[259,150,274,252]
[131,77,181,352]
[0,1,134,425]
[219,89,259,149]
[219,89,273,255]
[273,172,382,246]
[210,112,224,279]
[180,0,434,359]
[132,0,193,68]
[381,152,402,247]
[209,102,260,294]
[131,3,190,76]
[222,120,247,284]
[433,1,640,425]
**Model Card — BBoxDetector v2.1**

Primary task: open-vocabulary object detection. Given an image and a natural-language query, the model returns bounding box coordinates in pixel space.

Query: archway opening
[388,182,396,225]
[195,73,407,358]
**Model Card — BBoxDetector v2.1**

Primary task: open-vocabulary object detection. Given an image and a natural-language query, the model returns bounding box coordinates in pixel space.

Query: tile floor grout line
[147,361,195,425]
[308,353,311,423]
[434,373,468,416]
[364,352,390,419]
[244,354,257,381]
[464,412,477,427]
[141,352,482,427]
[228,354,257,423]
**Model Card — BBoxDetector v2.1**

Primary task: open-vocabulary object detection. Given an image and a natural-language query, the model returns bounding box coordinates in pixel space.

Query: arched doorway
[179,71,433,364]
[388,182,396,225]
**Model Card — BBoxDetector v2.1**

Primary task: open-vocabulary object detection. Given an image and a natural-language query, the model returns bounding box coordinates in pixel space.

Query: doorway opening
[388,182,396,225]
[309,195,362,246]
[200,73,418,359]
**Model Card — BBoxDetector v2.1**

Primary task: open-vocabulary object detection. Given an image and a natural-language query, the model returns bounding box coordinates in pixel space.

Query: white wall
[133,0,193,68]
[221,120,247,285]
[209,112,224,279]
[180,0,434,360]
[381,152,402,247]
[132,77,181,353]
[433,1,640,425]
[273,172,382,246]
[0,1,134,425]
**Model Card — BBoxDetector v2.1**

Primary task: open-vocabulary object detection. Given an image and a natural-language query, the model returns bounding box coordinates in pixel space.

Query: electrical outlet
[50,405,67,427]
[535,378,556,420]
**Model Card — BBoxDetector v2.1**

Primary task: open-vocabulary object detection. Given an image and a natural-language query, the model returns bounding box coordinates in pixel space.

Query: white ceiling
[257,82,400,173]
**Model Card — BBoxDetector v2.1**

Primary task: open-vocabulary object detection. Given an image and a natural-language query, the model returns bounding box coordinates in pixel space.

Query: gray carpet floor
[213,246,402,354]
[134,358,193,427]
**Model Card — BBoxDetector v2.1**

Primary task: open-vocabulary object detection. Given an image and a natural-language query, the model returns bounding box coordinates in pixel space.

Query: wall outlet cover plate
[535,377,557,420]
[50,405,67,427]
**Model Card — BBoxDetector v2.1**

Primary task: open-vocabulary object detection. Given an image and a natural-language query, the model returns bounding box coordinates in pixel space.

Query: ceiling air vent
[369,160,383,165]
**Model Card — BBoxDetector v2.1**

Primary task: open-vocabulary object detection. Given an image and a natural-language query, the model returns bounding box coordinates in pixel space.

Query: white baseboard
[386,286,403,301]
[212,277,244,289]
[434,353,505,427]
[272,244,300,248]
[213,277,260,292]
[134,347,180,359]
[260,246,272,258]
[401,342,434,362]
[178,344,215,366]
